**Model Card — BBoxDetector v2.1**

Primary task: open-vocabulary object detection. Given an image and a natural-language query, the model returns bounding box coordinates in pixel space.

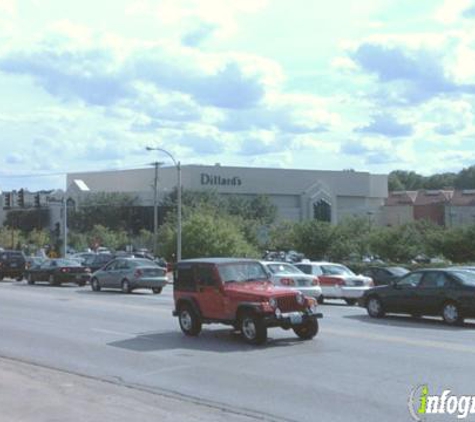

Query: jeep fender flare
[236,303,264,320]
[175,297,201,318]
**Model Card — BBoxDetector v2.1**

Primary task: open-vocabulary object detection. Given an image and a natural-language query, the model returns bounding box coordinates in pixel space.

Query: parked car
[70,252,96,264]
[82,253,115,273]
[260,261,322,300]
[361,266,409,286]
[173,258,322,345]
[360,268,475,325]
[0,250,26,281]
[25,258,91,286]
[294,261,373,305]
[90,258,168,294]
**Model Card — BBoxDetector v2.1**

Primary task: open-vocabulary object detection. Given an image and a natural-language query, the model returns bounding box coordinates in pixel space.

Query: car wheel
[240,311,267,345]
[152,287,162,294]
[366,296,385,318]
[293,319,319,340]
[178,304,202,336]
[317,295,324,304]
[442,302,463,326]
[345,299,357,306]
[121,279,131,294]
[49,275,57,286]
[16,274,23,281]
[91,277,101,292]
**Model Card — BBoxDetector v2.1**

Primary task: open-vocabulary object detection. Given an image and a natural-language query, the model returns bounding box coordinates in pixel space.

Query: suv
[172,258,322,345]
[0,250,26,281]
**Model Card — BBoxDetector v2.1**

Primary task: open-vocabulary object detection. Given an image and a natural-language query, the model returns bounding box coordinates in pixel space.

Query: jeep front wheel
[240,312,267,345]
[178,304,201,336]
[293,319,319,340]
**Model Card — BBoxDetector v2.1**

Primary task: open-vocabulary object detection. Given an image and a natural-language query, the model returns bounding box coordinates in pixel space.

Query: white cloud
[435,0,472,24]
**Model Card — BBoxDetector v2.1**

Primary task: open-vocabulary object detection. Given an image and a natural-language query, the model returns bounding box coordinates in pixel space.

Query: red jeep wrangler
[173,258,322,344]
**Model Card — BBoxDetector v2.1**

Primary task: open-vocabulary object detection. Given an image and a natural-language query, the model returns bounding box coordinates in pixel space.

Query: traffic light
[17,189,25,208]
[4,192,11,208]
[34,193,40,208]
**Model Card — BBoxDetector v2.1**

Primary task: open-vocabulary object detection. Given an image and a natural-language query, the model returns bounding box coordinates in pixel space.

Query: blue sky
[0,0,474,190]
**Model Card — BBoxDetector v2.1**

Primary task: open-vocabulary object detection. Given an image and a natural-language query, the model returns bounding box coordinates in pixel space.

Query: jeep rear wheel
[293,319,319,340]
[178,304,201,336]
[240,312,267,345]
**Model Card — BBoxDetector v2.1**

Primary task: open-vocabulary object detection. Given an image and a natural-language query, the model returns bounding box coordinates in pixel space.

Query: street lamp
[146,146,182,261]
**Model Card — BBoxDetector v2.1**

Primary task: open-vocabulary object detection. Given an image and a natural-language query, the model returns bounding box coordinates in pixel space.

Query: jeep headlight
[296,293,305,305]
[269,297,278,309]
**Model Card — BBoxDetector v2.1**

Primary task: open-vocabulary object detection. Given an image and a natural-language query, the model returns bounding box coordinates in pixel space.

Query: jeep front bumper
[263,311,322,329]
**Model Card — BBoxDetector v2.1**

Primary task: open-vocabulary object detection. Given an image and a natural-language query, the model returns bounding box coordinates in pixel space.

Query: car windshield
[267,263,303,275]
[452,270,475,286]
[218,262,268,283]
[321,264,355,276]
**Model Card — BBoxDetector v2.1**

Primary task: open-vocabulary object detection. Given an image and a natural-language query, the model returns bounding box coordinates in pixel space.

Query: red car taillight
[134,269,143,278]
[281,278,295,286]
[312,277,320,286]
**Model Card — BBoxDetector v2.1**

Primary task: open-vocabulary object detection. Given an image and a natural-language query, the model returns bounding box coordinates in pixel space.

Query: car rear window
[267,263,303,275]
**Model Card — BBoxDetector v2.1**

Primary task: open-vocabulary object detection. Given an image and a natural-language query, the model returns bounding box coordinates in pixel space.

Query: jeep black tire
[91,277,101,292]
[178,304,202,336]
[293,319,319,340]
[239,311,267,345]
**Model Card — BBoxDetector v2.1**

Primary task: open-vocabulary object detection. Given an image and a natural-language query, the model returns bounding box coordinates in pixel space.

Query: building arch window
[313,199,331,222]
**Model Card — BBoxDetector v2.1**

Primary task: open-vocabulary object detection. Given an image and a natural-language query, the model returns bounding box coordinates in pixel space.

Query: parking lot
[1,279,475,421]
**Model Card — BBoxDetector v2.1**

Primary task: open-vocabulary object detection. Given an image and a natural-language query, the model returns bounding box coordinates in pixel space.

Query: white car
[294,261,373,305]
[261,261,322,300]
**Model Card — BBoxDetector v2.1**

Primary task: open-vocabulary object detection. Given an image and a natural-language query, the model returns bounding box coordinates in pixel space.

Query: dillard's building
[67,164,388,224]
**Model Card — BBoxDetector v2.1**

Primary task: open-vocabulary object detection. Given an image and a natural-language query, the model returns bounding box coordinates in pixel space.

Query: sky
[1,0,475,190]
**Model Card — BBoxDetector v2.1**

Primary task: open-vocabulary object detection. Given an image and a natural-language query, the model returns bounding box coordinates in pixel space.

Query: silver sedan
[90,258,168,294]
[261,261,323,299]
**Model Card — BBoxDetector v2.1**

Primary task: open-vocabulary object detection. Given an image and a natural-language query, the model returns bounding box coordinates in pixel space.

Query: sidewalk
[0,357,258,422]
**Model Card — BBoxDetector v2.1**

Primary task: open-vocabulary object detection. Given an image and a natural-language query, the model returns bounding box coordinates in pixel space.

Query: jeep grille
[277,295,299,312]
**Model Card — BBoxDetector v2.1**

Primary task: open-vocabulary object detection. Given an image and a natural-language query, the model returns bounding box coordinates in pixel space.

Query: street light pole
[152,161,162,257]
[146,147,182,261]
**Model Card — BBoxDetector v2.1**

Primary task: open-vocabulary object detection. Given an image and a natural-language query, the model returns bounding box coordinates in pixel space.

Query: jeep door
[195,264,226,320]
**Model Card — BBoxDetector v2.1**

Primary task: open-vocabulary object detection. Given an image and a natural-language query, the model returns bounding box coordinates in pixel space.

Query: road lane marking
[325,327,475,354]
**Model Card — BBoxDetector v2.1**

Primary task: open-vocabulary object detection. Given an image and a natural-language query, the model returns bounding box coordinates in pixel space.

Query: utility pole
[152,162,162,257]
[63,196,68,257]
[177,161,182,261]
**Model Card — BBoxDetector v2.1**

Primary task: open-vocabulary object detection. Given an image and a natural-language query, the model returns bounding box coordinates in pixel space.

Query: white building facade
[67,164,388,224]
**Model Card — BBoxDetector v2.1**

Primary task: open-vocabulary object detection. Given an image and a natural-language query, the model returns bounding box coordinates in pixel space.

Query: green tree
[293,220,334,260]
[158,208,259,260]
[68,193,141,233]
[454,165,475,189]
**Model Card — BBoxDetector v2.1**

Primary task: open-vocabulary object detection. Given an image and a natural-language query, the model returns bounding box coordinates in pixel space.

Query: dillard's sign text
[200,173,242,187]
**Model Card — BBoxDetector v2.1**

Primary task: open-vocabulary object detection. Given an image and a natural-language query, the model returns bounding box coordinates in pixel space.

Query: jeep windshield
[218,262,268,283]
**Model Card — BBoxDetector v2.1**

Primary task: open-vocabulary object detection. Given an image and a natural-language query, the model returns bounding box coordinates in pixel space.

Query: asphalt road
[1,280,475,422]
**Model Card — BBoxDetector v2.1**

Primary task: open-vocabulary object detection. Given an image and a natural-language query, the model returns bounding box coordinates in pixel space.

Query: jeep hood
[224,281,296,299]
